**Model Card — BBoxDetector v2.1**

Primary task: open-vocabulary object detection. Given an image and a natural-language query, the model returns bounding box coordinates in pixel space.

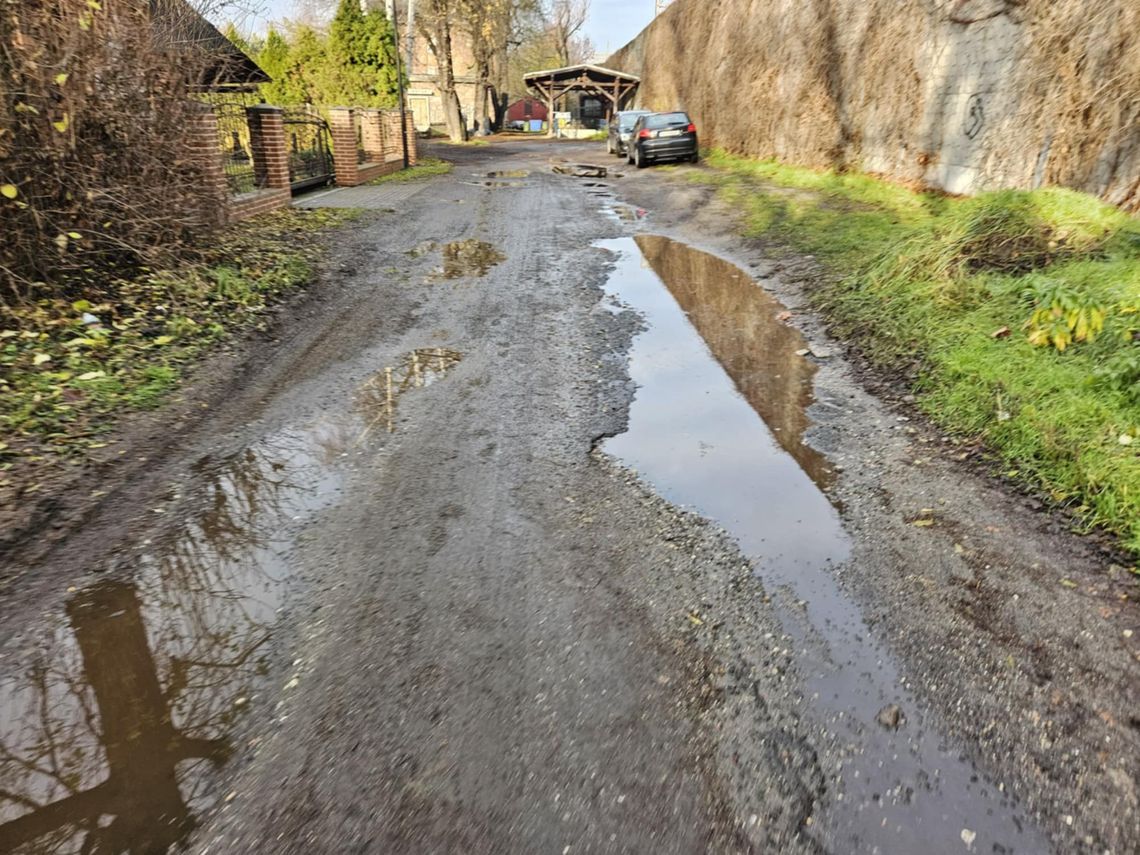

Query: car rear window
[644,112,690,129]
[619,113,649,130]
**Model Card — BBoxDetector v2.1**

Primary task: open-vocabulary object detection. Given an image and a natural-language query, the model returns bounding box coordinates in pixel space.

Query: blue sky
[242,0,654,57]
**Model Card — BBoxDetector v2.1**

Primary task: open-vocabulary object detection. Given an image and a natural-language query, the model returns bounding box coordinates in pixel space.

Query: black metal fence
[214,104,263,196]
[282,108,334,193]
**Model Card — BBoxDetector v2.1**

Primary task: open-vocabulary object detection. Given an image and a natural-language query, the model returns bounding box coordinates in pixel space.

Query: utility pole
[391,0,411,169]
[406,0,416,73]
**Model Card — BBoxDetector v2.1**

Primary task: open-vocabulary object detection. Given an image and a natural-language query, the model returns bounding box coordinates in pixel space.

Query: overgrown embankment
[688,152,1140,555]
[608,0,1140,210]
[0,209,357,522]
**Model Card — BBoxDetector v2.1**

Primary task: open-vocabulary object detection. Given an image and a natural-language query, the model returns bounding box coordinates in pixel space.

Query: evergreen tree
[328,0,402,108]
[256,29,298,105]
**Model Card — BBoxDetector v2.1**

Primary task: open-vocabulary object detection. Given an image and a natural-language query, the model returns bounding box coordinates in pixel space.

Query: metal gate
[282,108,335,193]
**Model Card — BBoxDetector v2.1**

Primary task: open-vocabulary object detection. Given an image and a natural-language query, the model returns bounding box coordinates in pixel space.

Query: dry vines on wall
[608,0,1140,209]
[0,0,221,299]
[1020,0,1140,207]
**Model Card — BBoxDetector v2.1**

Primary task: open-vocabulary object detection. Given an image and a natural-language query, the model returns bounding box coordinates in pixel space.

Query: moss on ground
[696,150,1140,557]
[367,157,453,184]
[0,208,360,487]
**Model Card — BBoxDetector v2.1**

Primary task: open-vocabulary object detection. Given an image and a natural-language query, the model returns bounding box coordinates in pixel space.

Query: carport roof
[523,64,640,84]
[523,64,640,108]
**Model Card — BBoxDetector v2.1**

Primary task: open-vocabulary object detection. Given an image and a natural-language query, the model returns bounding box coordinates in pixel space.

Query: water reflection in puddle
[485,170,530,179]
[440,239,505,279]
[357,348,463,435]
[598,236,1045,854]
[0,347,461,854]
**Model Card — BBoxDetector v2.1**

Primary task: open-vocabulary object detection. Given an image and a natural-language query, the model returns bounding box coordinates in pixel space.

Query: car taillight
[638,129,652,139]
[686,123,696,133]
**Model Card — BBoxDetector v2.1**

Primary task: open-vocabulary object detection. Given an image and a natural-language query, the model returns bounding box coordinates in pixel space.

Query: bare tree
[548,0,589,66]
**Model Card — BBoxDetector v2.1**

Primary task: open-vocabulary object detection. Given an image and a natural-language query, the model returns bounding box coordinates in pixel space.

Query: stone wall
[607,0,1140,210]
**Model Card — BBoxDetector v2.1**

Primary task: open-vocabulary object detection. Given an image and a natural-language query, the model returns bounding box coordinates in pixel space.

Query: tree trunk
[420,2,466,141]
[438,17,466,141]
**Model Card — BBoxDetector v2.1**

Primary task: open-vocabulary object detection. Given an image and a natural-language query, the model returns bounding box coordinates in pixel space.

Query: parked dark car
[627,111,699,168]
[606,109,651,157]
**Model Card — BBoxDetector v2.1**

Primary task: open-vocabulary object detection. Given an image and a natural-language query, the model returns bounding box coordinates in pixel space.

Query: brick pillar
[186,103,228,227]
[382,110,402,160]
[246,105,290,191]
[329,108,360,187]
[359,110,384,163]
[403,109,419,166]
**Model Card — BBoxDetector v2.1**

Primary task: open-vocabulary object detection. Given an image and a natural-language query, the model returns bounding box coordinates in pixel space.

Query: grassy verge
[0,208,359,490]
[694,150,1140,556]
[367,157,452,184]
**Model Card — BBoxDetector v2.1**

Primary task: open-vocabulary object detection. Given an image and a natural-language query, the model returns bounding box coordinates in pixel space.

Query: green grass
[367,157,452,184]
[695,150,1140,556]
[0,208,359,482]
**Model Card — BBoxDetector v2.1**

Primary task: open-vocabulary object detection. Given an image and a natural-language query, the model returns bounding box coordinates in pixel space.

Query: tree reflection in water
[0,436,325,854]
[633,235,835,489]
[0,346,459,853]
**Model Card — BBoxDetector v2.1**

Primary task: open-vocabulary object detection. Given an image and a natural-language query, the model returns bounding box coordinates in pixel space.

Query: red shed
[505,97,548,124]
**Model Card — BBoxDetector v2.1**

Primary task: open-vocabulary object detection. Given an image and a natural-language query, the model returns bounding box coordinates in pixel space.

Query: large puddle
[598,236,1046,854]
[0,349,461,853]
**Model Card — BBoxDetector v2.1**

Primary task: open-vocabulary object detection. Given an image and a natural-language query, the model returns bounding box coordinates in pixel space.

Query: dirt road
[0,141,1136,855]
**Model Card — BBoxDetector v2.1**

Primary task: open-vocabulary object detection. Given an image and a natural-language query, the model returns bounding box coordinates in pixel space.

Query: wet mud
[598,234,1048,854]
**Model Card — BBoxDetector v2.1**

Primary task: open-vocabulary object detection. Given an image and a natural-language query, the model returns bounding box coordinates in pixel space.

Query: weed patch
[0,208,359,489]
[697,151,1140,555]
[368,157,453,184]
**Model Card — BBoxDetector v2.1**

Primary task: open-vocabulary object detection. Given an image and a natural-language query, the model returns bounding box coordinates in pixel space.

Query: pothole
[485,170,530,179]
[0,345,463,852]
[357,348,463,435]
[552,163,609,179]
[597,234,1046,855]
[439,239,505,279]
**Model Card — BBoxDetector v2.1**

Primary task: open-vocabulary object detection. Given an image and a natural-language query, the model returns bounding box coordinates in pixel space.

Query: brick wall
[331,106,419,186]
[186,105,230,228]
[247,106,291,193]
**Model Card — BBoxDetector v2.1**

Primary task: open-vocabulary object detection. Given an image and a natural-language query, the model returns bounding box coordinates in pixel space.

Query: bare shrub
[0,0,225,299]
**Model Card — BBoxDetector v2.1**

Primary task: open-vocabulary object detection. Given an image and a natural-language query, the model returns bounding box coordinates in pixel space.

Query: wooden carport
[523,64,640,136]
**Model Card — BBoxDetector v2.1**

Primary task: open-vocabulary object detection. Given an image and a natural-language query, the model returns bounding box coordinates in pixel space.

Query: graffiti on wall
[963,93,985,140]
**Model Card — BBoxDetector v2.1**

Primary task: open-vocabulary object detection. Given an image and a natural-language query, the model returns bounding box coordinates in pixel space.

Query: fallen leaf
[32,353,51,365]
[1,184,17,200]
[153,335,174,346]
[912,519,935,527]
[1060,578,1078,589]
[76,370,105,381]
[687,612,704,626]
[991,326,1011,339]
[1119,434,1134,446]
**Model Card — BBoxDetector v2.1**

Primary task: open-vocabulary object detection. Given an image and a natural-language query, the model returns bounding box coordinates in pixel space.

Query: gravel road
[0,140,1136,855]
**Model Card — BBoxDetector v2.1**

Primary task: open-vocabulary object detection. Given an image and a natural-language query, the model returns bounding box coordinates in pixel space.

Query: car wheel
[689,151,699,163]
[635,147,647,169]
[606,138,613,155]
[628,147,635,166]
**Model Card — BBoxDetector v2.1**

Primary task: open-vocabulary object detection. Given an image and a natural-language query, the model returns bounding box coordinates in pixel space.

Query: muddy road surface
[1,141,1136,855]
